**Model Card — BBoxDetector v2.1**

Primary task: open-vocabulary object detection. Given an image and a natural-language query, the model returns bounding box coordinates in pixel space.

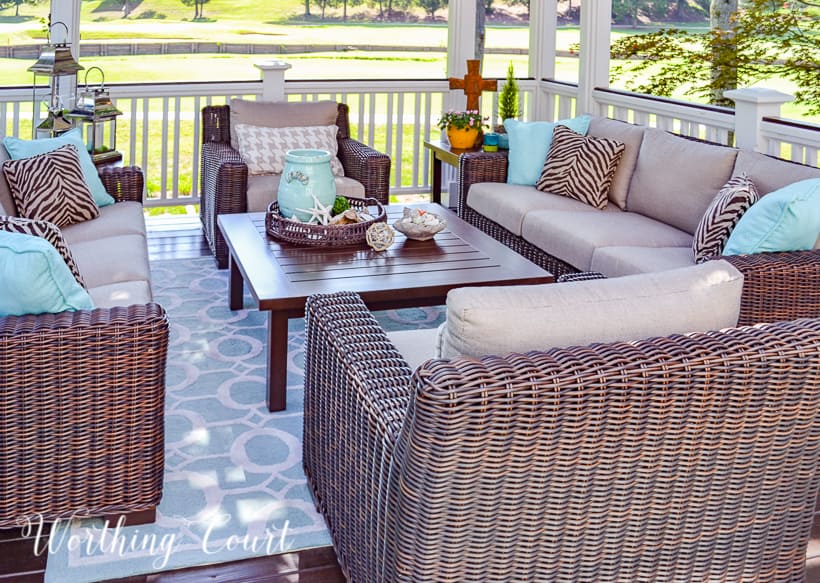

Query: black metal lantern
[28,22,83,139]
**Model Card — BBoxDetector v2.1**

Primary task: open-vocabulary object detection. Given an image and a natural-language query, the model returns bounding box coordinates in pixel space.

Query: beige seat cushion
[60,201,146,245]
[466,183,615,236]
[246,173,365,213]
[628,129,737,234]
[732,150,820,195]
[587,117,645,210]
[439,261,743,360]
[0,146,18,216]
[229,99,339,150]
[521,210,692,271]
[386,328,440,371]
[69,234,150,289]
[591,246,695,277]
[88,280,152,308]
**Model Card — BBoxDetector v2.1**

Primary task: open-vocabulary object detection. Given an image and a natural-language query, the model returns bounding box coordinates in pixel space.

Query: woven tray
[265,197,386,247]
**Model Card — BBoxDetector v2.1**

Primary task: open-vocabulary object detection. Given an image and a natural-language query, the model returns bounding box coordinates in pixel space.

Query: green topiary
[332,196,350,216]
[498,62,520,125]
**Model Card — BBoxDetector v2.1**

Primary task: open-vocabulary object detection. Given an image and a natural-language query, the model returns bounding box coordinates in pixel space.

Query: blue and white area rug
[44,256,444,582]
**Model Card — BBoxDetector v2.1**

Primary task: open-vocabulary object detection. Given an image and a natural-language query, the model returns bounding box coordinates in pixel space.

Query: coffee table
[218,203,553,412]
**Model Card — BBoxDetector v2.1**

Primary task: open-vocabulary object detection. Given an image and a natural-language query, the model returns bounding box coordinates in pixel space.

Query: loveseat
[0,145,167,528]
[200,100,391,268]
[303,286,820,582]
[458,116,820,326]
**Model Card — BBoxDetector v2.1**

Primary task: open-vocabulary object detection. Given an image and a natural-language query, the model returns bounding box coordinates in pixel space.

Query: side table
[423,140,507,209]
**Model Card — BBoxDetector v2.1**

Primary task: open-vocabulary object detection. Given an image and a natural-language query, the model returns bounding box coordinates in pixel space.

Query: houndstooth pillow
[536,124,625,210]
[0,215,86,288]
[234,123,344,177]
[2,144,99,228]
[692,173,760,263]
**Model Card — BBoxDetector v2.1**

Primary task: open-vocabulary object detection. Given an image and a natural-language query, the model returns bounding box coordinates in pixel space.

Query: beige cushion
[587,117,645,210]
[0,146,17,216]
[88,279,152,308]
[229,99,338,150]
[246,173,364,213]
[439,261,743,360]
[731,150,820,196]
[521,210,692,271]
[467,183,613,237]
[628,129,737,234]
[591,246,695,277]
[69,234,150,289]
[386,328,439,371]
[60,201,146,245]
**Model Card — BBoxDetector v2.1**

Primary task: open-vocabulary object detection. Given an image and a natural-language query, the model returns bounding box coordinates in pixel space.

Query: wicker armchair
[304,291,820,583]
[200,103,391,268]
[0,166,168,529]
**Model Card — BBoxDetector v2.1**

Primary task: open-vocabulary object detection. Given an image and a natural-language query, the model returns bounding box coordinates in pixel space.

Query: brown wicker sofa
[0,158,168,528]
[303,290,820,583]
[456,118,820,326]
[200,101,391,268]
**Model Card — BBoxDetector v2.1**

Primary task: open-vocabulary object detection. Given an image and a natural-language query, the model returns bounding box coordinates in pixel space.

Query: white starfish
[294,194,334,225]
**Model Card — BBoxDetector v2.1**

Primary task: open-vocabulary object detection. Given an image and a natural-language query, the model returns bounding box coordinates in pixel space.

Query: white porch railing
[1,79,818,209]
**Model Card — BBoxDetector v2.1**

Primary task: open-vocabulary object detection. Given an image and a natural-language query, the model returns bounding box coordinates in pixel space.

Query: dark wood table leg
[228,254,243,311]
[431,151,442,205]
[267,311,289,412]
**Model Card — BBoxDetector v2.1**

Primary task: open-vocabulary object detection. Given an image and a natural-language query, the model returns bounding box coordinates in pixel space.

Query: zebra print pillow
[2,144,99,228]
[692,173,760,263]
[0,216,86,288]
[535,125,625,210]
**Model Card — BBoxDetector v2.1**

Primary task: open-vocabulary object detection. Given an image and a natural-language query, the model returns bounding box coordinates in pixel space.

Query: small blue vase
[277,149,337,222]
[497,133,510,149]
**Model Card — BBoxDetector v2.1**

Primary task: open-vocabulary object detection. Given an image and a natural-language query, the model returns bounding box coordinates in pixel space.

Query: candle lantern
[67,67,123,164]
[28,22,83,139]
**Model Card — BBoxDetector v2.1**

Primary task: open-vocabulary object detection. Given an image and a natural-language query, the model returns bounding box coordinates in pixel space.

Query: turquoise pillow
[3,128,115,207]
[0,230,94,317]
[723,178,820,255]
[504,115,592,186]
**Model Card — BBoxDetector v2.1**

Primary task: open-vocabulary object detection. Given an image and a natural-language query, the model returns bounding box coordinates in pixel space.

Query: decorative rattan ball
[366,222,395,251]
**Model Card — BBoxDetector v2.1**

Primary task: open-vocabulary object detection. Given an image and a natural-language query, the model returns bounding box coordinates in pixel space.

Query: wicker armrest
[719,250,820,326]
[0,304,169,526]
[457,150,508,215]
[303,291,412,577]
[337,138,391,204]
[98,165,144,204]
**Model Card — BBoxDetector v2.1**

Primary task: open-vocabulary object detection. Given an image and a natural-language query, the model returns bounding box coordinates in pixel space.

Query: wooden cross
[448,59,497,112]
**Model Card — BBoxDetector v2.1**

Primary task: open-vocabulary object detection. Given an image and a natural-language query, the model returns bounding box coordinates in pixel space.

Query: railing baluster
[172,95,182,201]
[192,95,201,201]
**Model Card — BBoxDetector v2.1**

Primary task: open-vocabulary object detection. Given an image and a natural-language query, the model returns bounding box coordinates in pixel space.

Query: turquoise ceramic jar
[277,149,337,222]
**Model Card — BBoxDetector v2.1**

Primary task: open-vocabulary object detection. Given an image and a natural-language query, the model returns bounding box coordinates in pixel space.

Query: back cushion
[229,99,339,150]
[439,261,743,360]
[587,117,645,210]
[0,145,17,216]
[732,150,820,195]
[628,129,737,234]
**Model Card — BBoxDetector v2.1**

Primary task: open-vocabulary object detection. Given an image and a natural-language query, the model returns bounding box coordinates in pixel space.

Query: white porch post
[724,87,794,153]
[578,0,611,116]
[49,0,82,111]
[529,0,557,120]
[446,0,477,112]
[255,60,292,102]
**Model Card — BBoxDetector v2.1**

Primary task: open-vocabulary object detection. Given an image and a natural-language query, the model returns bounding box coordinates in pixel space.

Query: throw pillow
[723,178,820,255]
[2,145,100,228]
[3,128,115,207]
[0,230,94,317]
[504,115,592,186]
[0,216,86,288]
[692,173,759,263]
[234,124,344,177]
[535,125,625,210]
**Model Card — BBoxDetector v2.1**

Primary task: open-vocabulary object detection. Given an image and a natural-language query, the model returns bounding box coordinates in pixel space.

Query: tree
[417,0,447,20]
[304,0,311,17]
[0,0,42,17]
[610,0,820,112]
[181,0,210,20]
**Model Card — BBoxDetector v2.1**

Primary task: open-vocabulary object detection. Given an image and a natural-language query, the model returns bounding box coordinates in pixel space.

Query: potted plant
[438,110,487,149]
[496,62,520,149]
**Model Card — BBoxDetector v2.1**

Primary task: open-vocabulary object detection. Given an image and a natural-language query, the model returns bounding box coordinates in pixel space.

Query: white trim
[578,0,611,115]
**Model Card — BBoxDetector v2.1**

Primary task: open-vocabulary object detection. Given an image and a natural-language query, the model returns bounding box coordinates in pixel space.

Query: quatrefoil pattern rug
[45,256,444,582]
